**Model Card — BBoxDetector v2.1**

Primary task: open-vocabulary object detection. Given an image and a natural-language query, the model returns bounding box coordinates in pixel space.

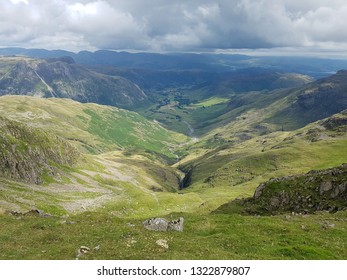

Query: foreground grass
[0,210,346,260]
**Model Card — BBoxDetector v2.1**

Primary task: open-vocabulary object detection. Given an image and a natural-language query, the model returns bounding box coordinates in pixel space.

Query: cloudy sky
[1,0,347,55]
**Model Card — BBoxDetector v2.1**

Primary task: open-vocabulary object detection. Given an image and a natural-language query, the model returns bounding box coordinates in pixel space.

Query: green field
[192,97,230,108]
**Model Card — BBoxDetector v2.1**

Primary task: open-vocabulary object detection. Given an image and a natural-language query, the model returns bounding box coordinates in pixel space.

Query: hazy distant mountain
[2,47,347,78]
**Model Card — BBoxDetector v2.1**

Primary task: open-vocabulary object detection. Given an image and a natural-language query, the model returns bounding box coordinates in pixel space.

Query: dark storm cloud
[1,0,347,53]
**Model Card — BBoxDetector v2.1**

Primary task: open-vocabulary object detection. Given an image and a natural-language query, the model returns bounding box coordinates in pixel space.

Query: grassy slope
[174,111,347,213]
[0,96,193,216]
[0,93,346,259]
[0,95,188,157]
[1,105,345,260]
[138,71,313,136]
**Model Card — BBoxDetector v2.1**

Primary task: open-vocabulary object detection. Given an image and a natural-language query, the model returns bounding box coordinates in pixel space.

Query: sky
[1,0,347,56]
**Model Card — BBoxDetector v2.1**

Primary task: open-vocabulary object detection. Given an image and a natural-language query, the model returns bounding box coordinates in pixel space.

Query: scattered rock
[126,238,137,247]
[93,245,100,251]
[322,222,335,230]
[156,239,169,249]
[76,246,90,259]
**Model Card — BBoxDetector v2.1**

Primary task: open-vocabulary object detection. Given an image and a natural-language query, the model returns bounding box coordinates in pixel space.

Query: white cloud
[1,0,347,54]
[9,0,29,4]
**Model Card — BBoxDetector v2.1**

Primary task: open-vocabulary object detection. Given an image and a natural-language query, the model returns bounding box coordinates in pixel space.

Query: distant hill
[213,68,313,93]
[183,70,347,137]
[266,70,347,130]
[0,56,148,109]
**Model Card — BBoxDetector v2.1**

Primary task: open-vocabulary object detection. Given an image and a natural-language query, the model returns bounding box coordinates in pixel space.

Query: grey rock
[156,239,169,249]
[331,182,347,198]
[143,218,169,232]
[143,217,184,232]
[168,217,184,232]
[76,246,90,259]
[254,183,266,199]
[319,181,333,195]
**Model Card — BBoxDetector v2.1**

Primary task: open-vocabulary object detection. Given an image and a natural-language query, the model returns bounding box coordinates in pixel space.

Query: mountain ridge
[0,56,148,109]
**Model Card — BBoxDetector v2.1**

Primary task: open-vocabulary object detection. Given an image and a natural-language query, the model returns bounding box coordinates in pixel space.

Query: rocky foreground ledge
[214,164,347,215]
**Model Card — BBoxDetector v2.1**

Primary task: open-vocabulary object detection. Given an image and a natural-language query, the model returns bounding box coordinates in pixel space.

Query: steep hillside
[0,96,195,216]
[177,70,347,138]
[0,116,79,184]
[138,73,313,136]
[175,110,347,202]
[211,68,313,93]
[0,96,188,158]
[266,70,347,130]
[0,57,148,109]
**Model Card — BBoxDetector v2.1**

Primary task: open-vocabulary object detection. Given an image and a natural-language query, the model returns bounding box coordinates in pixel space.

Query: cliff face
[0,116,79,184]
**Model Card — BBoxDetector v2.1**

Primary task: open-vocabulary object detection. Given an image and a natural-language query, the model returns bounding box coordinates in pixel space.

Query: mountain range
[0,48,346,260]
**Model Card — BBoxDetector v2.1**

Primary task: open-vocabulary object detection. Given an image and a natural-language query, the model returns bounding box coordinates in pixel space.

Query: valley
[0,50,346,260]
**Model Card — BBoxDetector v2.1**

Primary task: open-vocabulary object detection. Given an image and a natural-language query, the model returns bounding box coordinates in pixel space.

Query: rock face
[0,116,79,184]
[143,217,184,232]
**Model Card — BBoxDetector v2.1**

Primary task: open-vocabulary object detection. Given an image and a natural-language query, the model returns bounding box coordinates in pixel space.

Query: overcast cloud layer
[1,0,347,54]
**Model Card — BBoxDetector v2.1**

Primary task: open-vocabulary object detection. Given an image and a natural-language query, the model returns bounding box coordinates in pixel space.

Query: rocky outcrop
[319,110,347,131]
[143,217,184,232]
[214,164,347,215]
[0,116,79,184]
[250,164,347,214]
